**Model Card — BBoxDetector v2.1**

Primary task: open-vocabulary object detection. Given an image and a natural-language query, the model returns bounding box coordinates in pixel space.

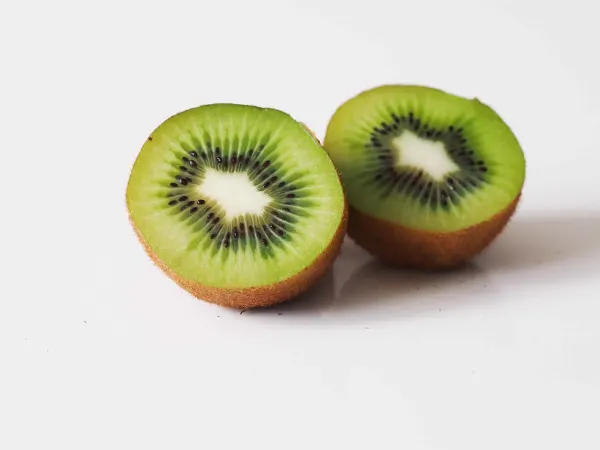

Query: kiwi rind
[323,84,525,269]
[127,106,347,309]
[347,195,519,270]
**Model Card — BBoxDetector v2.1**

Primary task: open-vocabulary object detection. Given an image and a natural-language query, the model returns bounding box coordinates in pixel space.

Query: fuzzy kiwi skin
[127,124,348,309]
[129,203,347,309]
[347,195,520,270]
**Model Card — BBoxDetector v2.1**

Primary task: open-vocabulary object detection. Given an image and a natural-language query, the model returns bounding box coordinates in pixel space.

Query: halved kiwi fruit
[323,85,525,269]
[126,104,347,309]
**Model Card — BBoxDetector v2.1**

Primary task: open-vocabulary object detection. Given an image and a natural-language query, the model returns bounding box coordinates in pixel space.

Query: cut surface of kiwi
[323,85,525,268]
[127,104,346,308]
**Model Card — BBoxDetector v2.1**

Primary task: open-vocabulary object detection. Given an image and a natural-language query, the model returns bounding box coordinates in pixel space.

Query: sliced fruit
[323,85,525,269]
[127,104,347,308]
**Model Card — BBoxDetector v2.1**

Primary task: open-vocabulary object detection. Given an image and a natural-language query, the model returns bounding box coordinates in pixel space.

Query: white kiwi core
[391,130,460,181]
[196,168,272,220]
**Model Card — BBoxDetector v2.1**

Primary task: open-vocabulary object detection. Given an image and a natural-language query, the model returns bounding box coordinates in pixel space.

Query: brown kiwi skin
[127,124,348,309]
[347,195,520,270]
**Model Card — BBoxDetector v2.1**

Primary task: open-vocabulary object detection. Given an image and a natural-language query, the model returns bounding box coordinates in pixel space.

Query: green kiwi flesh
[127,104,346,306]
[323,85,525,268]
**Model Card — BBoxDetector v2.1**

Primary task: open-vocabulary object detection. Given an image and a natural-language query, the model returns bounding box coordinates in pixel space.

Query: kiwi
[126,104,347,309]
[323,85,525,269]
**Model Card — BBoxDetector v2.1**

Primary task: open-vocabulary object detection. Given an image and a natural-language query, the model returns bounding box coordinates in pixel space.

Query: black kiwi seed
[207,212,214,219]
[233,228,238,238]
[223,240,230,248]
[197,199,205,205]
[216,156,222,164]
[215,147,221,154]
[261,238,268,246]
[210,233,217,239]
[213,217,220,224]
[190,207,198,213]
[278,181,286,188]
[180,179,188,186]
[188,160,197,167]
[231,156,237,164]
[182,156,189,163]
[170,183,178,188]
[286,193,295,198]
[239,223,245,230]
[263,160,271,167]
[178,196,188,202]
[180,166,188,172]
[168,200,177,206]
[189,151,198,158]
[277,229,284,236]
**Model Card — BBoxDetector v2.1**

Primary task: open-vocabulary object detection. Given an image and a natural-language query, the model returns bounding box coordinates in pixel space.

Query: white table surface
[2,1,599,449]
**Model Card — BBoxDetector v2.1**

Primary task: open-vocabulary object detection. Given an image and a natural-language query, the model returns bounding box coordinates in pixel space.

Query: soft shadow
[477,213,600,270]
[333,260,490,319]
[331,212,600,319]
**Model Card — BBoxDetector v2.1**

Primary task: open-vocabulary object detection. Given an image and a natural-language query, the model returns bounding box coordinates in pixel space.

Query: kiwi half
[323,85,525,269]
[126,104,347,309]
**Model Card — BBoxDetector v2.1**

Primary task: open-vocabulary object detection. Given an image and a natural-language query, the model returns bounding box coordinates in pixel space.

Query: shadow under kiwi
[331,259,490,320]
[329,211,600,320]
[475,211,600,271]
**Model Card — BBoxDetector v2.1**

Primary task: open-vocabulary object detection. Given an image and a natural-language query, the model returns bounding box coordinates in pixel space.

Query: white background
[2,0,599,449]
